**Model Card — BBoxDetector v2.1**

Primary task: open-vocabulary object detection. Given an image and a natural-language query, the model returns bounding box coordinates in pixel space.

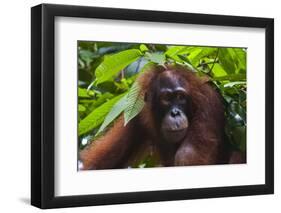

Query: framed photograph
[31,3,274,209]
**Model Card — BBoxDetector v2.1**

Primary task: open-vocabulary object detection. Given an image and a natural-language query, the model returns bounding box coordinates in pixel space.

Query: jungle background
[78,41,246,168]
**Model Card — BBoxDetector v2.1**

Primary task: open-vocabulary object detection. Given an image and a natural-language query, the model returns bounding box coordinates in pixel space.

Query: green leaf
[96,94,128,136]
[124,83,145,125]
[177,55,193,65]
[223,81,246,88]
[78,104,86,112]
[90,92,114,108]
[213,74,246,81]
[140,44,149,52]
[165,46,189,58]
[232,48,246,73]
[218,48,243,74]
[210,63,228,77]
[78,93,126,136]
[187,47,217,67]
[79,50,97,67]
[192,48,217,67]
[145,52,166,65]
[137,155,157,168]
[78,88,94,98]
[165,46,186,64]
[94,49,143,85]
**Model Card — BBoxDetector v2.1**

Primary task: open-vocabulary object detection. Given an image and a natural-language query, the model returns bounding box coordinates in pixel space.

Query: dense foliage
[78,42,246,163]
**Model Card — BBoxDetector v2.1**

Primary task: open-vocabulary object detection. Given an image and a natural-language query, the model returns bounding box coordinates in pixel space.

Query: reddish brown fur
[80,65,244,170]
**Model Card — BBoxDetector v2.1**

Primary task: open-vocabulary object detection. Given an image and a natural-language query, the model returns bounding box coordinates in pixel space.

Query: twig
[210,48,220,72]
[121,69,124,79]
[199,60,219,66]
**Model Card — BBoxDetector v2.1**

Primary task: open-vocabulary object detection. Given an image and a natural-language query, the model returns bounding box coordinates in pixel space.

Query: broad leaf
[140,44,149,52]
[223,81,246,88]
[165,46,189,61]
[78,88,94,98]
[145,52,166,65]
[96,94,128,136]
[124,83,145,125]
[191,48,217,67]
[78,93,126,136]
[79,50,97,67]
[210,63,228,77]
[218,48,244,74]
[213,74,246,81]
[78,104,86,112]
[232,48,246,73]
[94,49,143,85]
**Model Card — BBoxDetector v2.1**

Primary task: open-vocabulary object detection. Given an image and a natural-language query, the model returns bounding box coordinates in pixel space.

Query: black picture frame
[31,3,274,209]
